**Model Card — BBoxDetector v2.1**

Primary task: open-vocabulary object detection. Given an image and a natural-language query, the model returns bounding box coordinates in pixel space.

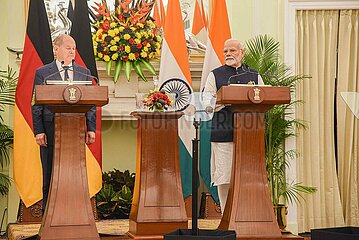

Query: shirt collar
[55,59,72,70]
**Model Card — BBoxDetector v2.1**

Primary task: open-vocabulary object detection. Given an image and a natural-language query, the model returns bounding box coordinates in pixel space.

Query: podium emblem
[63,85,82,104]
[69,88,77,101]
[247,87,265,104]
[254,88,261,100]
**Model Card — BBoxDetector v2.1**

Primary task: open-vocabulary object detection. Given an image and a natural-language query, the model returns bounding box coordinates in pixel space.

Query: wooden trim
[24,0,29,24]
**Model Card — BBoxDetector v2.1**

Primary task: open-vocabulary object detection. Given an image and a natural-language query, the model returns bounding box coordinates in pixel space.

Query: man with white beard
[203,38,264,213]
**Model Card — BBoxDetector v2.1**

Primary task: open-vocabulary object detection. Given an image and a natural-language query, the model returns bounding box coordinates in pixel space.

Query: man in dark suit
[32,34,96,213]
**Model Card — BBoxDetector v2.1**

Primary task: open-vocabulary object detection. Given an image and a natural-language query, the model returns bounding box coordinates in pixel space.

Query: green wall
[102,120,137,173]
[227,0,284,54]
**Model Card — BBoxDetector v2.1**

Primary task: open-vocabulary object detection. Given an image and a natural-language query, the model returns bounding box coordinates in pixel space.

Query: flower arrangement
[92,0,162,82]
[143,88,173,111]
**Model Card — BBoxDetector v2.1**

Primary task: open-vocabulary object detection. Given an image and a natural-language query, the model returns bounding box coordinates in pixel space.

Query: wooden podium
[216,85,294,239]
[34,85,108,240]
[128,112,188,239]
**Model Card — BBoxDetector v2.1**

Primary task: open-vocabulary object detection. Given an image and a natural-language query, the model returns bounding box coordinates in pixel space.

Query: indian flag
[159,0,194,198]
[152,0,165,29]
[199,0,231,204]
[192,0,207,44]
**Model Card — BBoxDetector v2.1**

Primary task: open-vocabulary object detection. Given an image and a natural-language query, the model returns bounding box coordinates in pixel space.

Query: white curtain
[337,9,359,226]
[296,10,345,232]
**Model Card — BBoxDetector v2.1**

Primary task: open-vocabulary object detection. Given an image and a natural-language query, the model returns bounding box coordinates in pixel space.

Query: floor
[7,219,310,240]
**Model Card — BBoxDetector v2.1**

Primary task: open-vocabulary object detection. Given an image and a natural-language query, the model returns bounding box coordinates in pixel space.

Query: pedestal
[38,112,99,240]
[34,85,108,240]
[216,86,292,239]
[128,112,188,239]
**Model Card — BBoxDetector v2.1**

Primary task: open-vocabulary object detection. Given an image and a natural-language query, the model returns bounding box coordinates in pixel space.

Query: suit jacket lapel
[48,61,62,81]
[73,63,81,81]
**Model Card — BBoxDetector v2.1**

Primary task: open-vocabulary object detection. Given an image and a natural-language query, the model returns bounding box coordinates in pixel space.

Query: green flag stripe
[199,120,219,204]
[179,138,192,198]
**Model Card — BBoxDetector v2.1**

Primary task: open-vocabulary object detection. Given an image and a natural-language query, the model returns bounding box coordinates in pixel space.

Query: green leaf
[106,61,112,76]
[124,61,132,81]
[113,61,123,83]
[242,35,313,206]
[132,61,147,82]
[140,59,156,75]
[96,169,135,219]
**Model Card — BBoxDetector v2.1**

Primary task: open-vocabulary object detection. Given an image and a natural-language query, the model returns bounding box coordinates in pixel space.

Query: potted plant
[96,169,135,219]
[0,66,17,196]
[243,35,317,229]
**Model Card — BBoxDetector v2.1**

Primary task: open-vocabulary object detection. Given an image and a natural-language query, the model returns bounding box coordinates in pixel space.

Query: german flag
[14,0,54,207]
[70,0,102,197]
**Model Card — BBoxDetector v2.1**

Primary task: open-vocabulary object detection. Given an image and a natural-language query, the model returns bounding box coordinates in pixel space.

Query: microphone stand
[191,118,201,236]
[164,94,236,240]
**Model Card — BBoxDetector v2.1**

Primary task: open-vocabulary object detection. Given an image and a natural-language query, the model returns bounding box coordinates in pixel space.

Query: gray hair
[53,34,69,46]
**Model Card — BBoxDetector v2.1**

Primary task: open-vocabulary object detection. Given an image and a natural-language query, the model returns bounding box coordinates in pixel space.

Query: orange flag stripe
[209,0,231,64]
[159,0,166,27]
[153,1,162,28]
[192,0,205,35]
[164,0,192,85]
[200,0,208,29]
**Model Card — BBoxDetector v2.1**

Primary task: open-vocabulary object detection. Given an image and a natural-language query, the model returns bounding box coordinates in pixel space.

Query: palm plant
[242,35,317,207]
[0,66,17,196]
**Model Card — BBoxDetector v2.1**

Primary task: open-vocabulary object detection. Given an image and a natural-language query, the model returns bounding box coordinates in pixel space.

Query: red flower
[119,46,124,51]
[123,56,129,62]
[142,41,147,46]
[129,38,135,44]
[137,43,142,49]
[134,52,139,58]
[101,20,110,32]
[143,90,172,111]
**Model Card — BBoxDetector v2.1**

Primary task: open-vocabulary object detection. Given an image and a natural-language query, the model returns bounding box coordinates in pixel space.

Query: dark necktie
[64,68,69,81]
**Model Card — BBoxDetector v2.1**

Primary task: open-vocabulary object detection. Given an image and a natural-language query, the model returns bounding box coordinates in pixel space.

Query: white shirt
[55,60,74,81]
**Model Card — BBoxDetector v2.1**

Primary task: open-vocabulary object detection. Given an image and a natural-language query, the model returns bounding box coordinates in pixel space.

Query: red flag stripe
[70,1,102,167]
[15,35,45,128]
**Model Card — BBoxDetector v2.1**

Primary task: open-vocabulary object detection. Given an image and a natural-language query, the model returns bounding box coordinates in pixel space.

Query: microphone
[43,61,71,84]
[227,65,259,85]
[227,72,249,85]
[69,59,100,85]
[43,68,65,84]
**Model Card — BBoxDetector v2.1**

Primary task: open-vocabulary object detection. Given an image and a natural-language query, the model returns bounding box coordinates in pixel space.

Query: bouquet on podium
[143,88,173,112]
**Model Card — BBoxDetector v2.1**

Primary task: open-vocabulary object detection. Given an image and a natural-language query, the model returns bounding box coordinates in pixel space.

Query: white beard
[225,59,237,67]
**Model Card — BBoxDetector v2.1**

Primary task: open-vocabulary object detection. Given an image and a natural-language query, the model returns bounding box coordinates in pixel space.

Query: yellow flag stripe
[86,147,102,197]
[14,105,102,207]
[14,105,42,207]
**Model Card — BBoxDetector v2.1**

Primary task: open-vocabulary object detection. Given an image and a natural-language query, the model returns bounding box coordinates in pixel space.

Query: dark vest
[211,64,259,142]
